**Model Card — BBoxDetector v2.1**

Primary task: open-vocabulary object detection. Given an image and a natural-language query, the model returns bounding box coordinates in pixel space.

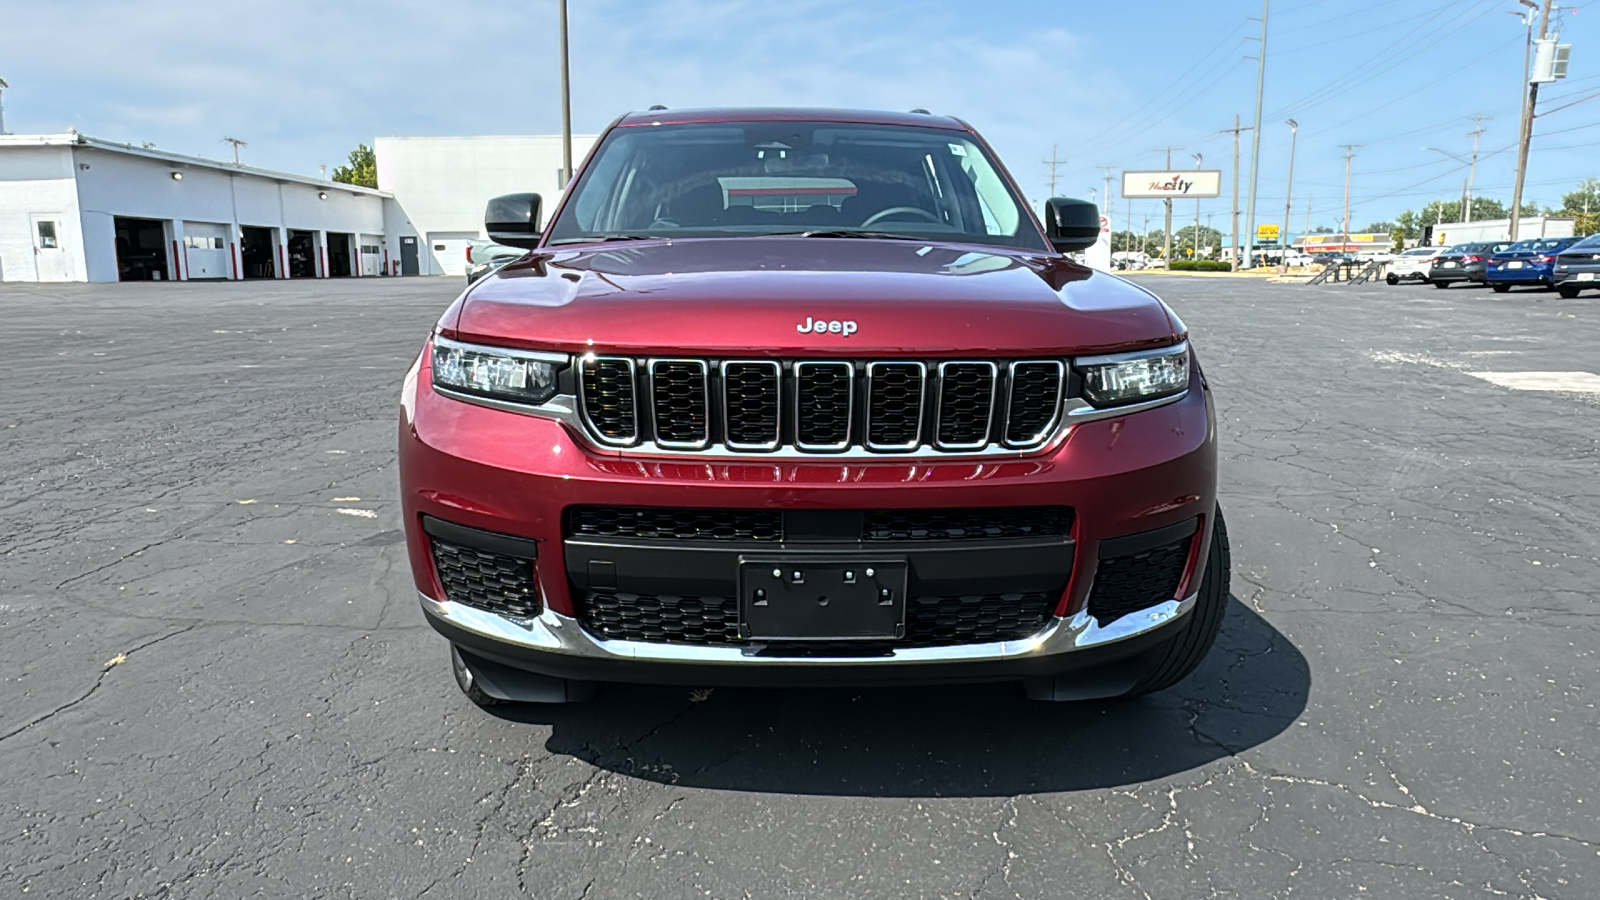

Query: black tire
[1559,286,1581,299]
[1491,283,1511,293]
[1122,507,1231,697]
[1433,280,1449,289]
[451,645,507,708]
[1385,273,1399,285]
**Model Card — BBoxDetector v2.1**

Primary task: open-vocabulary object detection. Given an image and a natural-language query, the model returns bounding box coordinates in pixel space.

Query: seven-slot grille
[578,356,1066,454]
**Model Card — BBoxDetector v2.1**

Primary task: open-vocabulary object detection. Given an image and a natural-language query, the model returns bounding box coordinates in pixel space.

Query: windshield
[545,121,1047,251]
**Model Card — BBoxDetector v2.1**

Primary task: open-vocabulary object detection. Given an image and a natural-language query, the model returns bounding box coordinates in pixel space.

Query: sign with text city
[1121,170,1223,199]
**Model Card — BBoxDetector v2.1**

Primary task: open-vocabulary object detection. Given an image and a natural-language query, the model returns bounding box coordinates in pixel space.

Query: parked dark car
[1428,241,1512,287]
[1485,236,1581,292]
[1552,233,1600,298]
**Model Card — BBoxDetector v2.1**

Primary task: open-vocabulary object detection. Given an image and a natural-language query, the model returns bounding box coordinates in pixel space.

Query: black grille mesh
[576,591,1057,647]
[651,362,709,445]
[862,507,1073,541]
[723,362,780,447]
[432,540,540,618]
[1005,363,1063,444]
[937,363,996,446]
[1088,538,1190,625]
[582,592,741,644]
[796,363,852,447]
[905,592,1054,646]
[581,359,636,442]
[867,363,925,447]
[568,507,783,541]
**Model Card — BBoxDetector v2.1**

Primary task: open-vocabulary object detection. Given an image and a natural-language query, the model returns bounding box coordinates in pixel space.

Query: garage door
[426,231,479,277]
[183,221,231,279]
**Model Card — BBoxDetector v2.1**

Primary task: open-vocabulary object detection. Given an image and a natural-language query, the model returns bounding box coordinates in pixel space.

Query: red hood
[448,238,1181,357]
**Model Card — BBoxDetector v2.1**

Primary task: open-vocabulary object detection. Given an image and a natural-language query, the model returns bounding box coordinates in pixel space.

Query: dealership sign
[1256,224,1280,242]
[1121,170,1223,199]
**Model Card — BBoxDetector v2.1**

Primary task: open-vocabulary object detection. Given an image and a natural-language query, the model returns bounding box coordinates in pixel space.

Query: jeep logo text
[796,317,858,337]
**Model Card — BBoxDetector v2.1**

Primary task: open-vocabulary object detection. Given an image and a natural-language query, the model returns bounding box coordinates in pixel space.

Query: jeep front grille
[576,356,1066,455]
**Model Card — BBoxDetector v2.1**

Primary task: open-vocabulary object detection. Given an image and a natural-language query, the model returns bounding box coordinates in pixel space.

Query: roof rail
[909,108,931,114]
[647,104,668,111]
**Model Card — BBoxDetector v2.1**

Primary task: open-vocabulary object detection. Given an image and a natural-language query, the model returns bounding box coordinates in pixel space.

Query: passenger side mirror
[1043,197,1099,254]
[485,193,543,249]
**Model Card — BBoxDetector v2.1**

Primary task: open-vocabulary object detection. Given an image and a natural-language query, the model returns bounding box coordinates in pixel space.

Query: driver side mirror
[485,193,543,249]
[1043,197,1099,254]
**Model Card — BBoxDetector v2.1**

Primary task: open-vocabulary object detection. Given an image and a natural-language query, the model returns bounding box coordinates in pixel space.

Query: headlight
[431,336,564,405]
[1076,342,1190,408]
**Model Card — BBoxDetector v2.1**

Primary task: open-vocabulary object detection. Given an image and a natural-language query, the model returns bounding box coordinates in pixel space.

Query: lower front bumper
[421,591,1194,687]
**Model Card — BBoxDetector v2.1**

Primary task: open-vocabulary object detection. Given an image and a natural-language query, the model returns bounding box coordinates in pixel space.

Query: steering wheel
[860,206,941,228]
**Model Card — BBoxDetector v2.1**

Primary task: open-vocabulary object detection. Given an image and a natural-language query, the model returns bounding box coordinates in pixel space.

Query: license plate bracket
[738,557,908,641]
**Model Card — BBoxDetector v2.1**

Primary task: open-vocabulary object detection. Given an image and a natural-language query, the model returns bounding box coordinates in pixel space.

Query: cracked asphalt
[1,273,1596,898]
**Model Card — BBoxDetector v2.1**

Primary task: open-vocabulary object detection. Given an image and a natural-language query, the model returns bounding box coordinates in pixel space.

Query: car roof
[614,107,971,132]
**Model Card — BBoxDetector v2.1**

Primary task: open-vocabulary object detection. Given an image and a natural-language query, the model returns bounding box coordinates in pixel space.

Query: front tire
[1121,508,1231,697]
[1385,273,1399,285]
[1491,283,1511,293]
[1434,280,1449,289]
[1559,285,1581,299]
[451,645,506,708]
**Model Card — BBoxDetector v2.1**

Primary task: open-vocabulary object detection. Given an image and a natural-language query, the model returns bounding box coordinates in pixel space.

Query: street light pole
[1465,114,1488,223]
[559,0,574,188]
[0,76,9,136]
[1338,145,1358,241]
[1192,153,1204,258]
[1242,0,1270,268]
[1279,119,1297,272]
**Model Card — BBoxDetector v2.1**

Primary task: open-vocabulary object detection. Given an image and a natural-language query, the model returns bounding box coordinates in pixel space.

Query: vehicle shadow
[492,595,1308,796]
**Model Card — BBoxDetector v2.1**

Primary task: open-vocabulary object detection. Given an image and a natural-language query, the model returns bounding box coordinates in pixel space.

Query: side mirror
[1043,197,1099,253]
[485,193,543,249]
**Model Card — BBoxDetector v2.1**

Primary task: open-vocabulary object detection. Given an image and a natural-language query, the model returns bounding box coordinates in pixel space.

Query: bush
[1168,260,1233,272]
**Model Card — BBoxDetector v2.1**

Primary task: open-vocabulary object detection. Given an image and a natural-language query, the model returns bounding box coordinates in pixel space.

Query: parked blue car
[1486,236,1582,292]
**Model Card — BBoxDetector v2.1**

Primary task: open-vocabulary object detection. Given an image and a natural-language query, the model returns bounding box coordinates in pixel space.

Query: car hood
[449,238,1180,357]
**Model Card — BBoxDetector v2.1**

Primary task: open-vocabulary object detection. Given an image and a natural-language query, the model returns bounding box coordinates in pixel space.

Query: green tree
[1361,221,1397,235]
[1173,225,1225,258]
[331,143,377,188]
[1557,178,1600,235]
[1309,225,1334,234]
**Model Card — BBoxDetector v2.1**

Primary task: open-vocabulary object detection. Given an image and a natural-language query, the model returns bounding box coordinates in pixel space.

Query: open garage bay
[0,276,1595,898]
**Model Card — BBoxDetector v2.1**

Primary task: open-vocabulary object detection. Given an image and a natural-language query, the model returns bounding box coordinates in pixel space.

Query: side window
[36,221,59,249]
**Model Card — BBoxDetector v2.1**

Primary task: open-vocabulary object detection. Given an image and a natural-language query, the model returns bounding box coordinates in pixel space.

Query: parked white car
[1386,246,1450,285]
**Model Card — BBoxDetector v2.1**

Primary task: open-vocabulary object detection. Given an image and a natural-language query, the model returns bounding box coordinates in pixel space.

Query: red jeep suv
[399,108,1228,706]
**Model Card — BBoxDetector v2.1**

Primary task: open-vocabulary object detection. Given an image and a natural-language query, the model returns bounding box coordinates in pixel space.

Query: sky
[3,0,1597,236]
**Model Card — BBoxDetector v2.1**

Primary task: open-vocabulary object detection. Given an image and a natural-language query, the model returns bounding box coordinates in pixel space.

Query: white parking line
[1467,371,1600,395]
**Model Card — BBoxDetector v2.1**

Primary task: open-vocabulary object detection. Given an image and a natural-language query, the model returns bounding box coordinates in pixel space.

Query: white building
[375,134,597,276]
[0,132,394,283]
[1,130,602,283]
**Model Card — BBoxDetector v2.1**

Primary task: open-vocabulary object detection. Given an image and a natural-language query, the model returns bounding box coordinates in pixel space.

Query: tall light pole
[559,0,574,188]
[1279,119,1297,272]
[1192,152,1204,258]
[0,76,9,135]
[1509,0,1555,240]
[1242,0,1270,268]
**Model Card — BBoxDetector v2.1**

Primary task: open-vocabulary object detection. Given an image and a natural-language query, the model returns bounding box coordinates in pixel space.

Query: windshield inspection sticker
[948,143,967,157]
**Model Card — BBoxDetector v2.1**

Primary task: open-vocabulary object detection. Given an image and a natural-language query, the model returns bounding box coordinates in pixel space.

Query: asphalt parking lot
[2,273,1597,898]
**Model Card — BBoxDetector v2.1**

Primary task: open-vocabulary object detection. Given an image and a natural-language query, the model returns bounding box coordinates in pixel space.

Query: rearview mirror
[485,193,543,249]
[1043,197,1099,254]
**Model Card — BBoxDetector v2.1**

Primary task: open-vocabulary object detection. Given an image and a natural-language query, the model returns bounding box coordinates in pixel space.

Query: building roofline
[0,132,393,197]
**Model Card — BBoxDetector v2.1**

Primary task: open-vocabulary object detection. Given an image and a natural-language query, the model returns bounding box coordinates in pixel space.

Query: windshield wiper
[547,234,660,246]
[791,229,926,241]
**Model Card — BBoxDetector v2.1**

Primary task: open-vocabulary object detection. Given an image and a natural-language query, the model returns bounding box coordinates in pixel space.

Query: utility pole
[1509,0,1555,241]
[0,76,9,135]
[221,136,247,166]
[559,0,574,188]
[1221,116,1252,265]
[1279,119,1298,272]
[1155,146,1183,261]
[1464,114,1489,222]
[1192,153,1204,258]
[1242,0,1270,268]
[1338,145,1359,240]
[1043,145,1063,196]
[1304,192,1312,236]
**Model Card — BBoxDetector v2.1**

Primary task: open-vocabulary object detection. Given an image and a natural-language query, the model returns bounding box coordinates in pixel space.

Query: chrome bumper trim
[418,592,1195,666]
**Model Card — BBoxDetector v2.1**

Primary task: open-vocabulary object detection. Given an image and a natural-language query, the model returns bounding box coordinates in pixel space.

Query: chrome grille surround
[933,361,998,450]
[793,361,855,451]
[864,361,927,451]
[577,356,639,446]
[450,346,1191,459]
[647,358,711,450]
